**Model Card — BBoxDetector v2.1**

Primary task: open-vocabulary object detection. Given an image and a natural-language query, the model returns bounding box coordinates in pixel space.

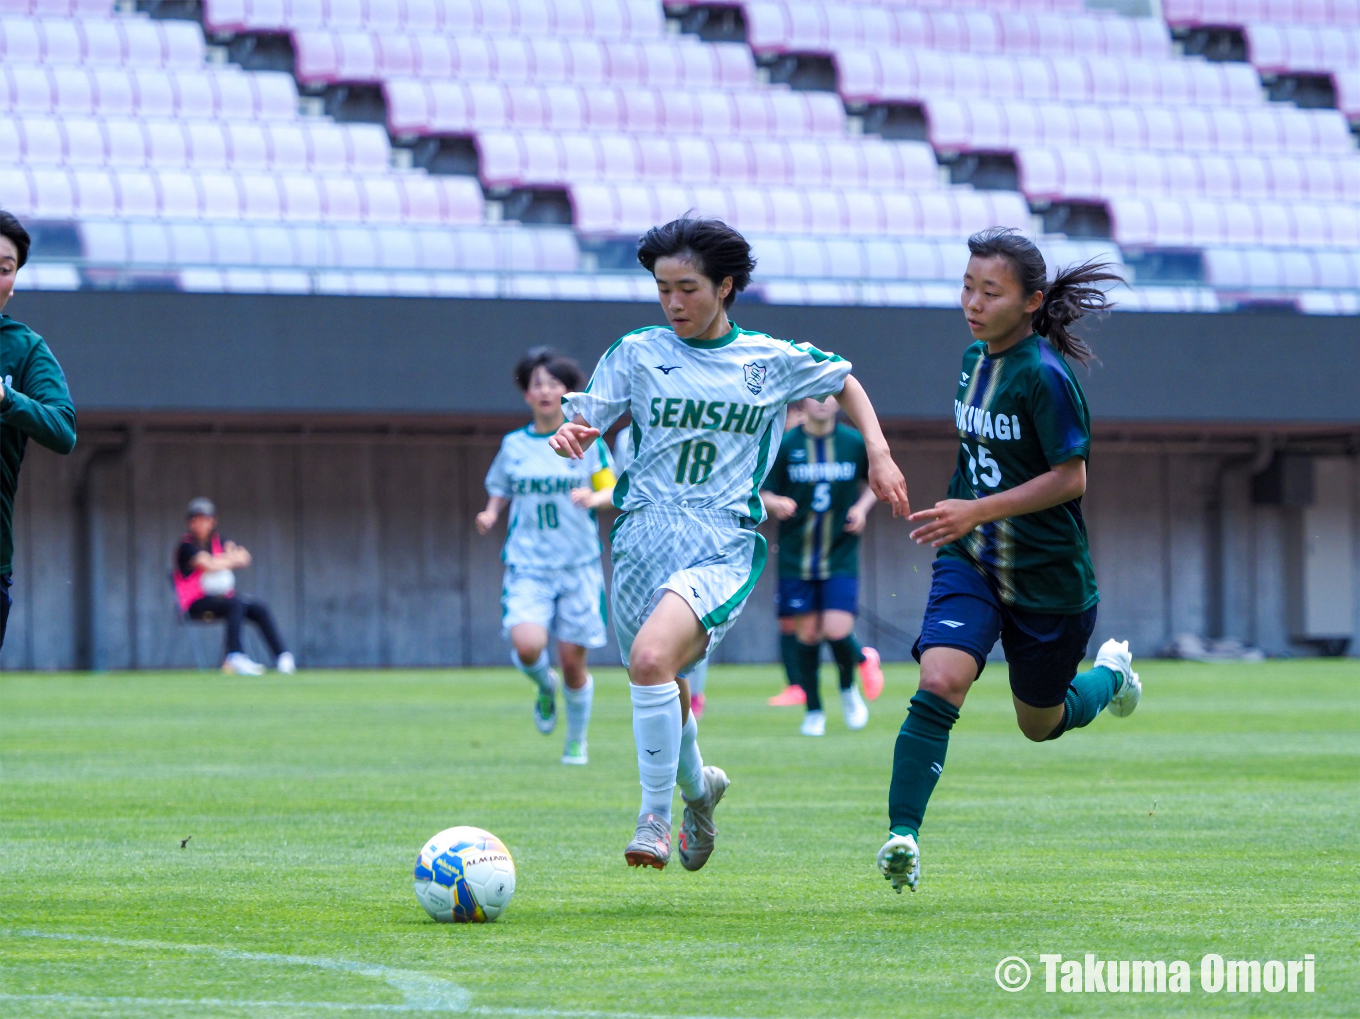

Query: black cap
[186,497,216,519]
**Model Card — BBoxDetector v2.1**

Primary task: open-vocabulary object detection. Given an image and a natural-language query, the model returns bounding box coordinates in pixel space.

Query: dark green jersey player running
[877,227,1144,895]
[762,396,885,737]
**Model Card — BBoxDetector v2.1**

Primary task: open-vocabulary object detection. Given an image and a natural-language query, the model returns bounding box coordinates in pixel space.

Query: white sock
[630,682,681,825]
[562,674,593,741]
[677,711,707,802]
[686,659,708,697]
[513,647,553,692]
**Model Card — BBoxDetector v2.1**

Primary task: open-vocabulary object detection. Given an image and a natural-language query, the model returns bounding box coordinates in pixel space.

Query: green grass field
[1,660,1357,1018]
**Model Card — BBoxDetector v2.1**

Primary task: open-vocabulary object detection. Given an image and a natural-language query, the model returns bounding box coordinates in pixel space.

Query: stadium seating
[475,132,939,189]
[6,0,1360,311]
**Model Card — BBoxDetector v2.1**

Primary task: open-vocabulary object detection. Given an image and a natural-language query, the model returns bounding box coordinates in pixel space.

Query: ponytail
[966,227,1121,365]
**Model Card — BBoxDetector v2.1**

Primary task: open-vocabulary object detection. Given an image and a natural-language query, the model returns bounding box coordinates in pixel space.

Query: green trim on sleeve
[700,532,768,630]
[745,418,777,521]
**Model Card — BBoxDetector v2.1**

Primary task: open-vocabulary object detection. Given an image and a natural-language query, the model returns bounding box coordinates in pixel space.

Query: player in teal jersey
[477,348,616,765]
[877,227,1142,893]
[762,395,885,736]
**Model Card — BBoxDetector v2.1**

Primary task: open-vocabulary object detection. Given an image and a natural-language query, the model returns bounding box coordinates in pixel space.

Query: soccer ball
[413,826,516,923]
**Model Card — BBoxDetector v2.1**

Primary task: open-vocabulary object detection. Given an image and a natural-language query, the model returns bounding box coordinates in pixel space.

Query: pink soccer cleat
[767,684,806,707]
[859,646,884,701]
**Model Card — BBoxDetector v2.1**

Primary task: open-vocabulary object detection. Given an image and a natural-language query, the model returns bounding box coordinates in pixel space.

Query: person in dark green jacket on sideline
[0,210,78,650]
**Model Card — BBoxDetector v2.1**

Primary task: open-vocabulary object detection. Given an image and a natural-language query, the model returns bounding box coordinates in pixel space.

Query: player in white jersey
[477,348,616,765]
[552,218,910,870]
[612,425,713,719]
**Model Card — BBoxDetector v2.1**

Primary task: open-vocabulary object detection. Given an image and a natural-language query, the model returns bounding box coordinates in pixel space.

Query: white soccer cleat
[561,738,588,765]
[276,652,296,674]
[222,652,265,675]
[1094,639,1141,717]
[877,832,920,893]
[800,709,826,736]
[841,686,869,730]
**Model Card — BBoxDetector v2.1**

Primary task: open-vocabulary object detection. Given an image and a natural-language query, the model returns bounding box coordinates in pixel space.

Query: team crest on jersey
[742,363,767,395]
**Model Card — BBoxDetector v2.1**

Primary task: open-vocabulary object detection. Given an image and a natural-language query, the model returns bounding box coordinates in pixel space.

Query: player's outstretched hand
[549,421,599,459]
[868,450,910,518]
[764,494,798,520]
[568,487,593,507]
[474,510,498,534]
[844,504,868,534]
[908,500,981,547]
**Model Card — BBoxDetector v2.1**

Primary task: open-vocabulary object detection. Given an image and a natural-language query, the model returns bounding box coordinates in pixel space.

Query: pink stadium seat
[166,221,211,264]
[197,170,240,218]
[185,120,226,165]
[20,114,63,162]
[211,224,255,265]
[29,166,75,217]
[263,122,306,169]
[225,122,269,168]
[250,223,295,265]
[71,167,116,215]
[101,117,143,165]
[359,176,402,221]
[280,173,322,219]
[126,220,171,263]
[238,171,282,218]
[0,19,42,62]
[320,176,363,220]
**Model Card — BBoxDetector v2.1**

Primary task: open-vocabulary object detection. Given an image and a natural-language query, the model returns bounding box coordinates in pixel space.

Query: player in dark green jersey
[762,396,885,735]
[877,227,1143,894]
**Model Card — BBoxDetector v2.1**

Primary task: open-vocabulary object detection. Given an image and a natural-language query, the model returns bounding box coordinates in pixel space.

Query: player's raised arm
[834,376,909,519]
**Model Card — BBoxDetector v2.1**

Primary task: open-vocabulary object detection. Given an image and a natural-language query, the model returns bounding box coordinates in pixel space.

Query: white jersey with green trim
[565,322,852,524]
[485,425,612,570]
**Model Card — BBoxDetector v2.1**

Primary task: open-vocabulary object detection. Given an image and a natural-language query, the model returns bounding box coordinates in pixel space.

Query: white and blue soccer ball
[413,826,516,923]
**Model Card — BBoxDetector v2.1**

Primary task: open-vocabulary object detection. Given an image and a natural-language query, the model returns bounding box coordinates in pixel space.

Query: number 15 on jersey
[962,441,1002,490]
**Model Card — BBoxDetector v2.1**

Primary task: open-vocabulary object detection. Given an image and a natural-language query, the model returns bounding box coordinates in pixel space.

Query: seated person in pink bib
[174,497,294,676]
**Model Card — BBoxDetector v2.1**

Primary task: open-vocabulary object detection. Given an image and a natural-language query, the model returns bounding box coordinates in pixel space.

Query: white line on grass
[3,931,828,1019]
[4,930,468,1011]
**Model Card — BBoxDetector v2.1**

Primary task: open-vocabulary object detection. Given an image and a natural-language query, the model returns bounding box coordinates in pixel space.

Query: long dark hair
[967,227,1120,365]
[637,217,756,309]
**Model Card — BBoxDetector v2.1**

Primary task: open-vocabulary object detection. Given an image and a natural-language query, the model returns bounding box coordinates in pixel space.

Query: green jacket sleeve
[2,336,77,455]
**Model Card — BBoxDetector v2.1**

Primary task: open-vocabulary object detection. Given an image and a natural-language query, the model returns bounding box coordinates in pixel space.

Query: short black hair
[513,347,585,393]
[0,210,30,269]
[636,217,755,309]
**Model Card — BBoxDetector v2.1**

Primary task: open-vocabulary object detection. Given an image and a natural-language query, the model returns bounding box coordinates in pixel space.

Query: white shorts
[610,505,767,676]
[500,561,608,649]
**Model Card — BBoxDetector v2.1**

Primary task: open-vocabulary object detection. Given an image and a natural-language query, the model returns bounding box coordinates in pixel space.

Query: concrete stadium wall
[4,426,1357,671]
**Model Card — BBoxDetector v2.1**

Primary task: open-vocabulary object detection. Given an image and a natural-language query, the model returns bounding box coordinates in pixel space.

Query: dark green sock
[828,634,864,691]
[779,633,804,690]
[797,641,823,711]
[888,690,960,837]
[1045,666,1121,740]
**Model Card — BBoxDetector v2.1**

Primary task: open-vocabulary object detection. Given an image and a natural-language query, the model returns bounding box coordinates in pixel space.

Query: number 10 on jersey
[674,439,717,485]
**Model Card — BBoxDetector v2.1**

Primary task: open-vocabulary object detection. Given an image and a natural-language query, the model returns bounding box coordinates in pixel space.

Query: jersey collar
[678,320,740,350]
[984,332,1039,359]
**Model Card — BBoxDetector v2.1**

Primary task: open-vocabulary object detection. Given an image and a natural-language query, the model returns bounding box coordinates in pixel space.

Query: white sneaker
[800,710,826,736]
[877,832,920,893]
[276,652,296,674]
[561,738,588,765]
[841,686,869,730]
[1094,639,1141,718]
[222,652,265,676]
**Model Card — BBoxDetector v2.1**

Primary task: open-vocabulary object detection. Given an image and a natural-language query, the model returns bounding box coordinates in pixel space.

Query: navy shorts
[777,575,858,618]
[912,557,1097,709]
